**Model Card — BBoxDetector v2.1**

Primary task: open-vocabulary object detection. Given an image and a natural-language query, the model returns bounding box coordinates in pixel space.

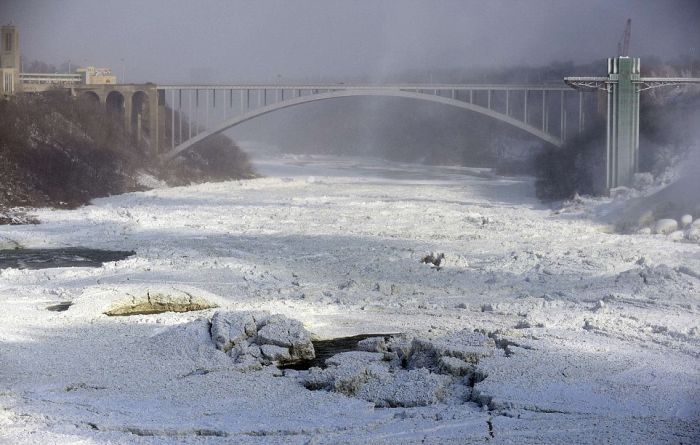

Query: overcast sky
[2,0,699,83]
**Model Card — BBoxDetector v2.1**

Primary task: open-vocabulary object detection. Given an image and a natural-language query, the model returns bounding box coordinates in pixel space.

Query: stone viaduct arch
[71,84,164,153]
[105,91,125,117]
[79,90,100,105]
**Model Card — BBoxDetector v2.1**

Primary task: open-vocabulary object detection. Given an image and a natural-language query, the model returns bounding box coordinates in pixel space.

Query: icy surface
[0,155,698,444]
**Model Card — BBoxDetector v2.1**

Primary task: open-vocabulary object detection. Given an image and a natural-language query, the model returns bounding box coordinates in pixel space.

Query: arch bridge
[70,59,700,190]
[154,83,584,162]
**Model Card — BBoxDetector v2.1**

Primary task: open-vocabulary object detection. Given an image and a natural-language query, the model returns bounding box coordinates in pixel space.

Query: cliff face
[0,92,254,212]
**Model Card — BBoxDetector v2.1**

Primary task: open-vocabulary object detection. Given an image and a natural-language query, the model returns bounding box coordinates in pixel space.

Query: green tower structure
[606,57,640,190]
[566,58,700,192]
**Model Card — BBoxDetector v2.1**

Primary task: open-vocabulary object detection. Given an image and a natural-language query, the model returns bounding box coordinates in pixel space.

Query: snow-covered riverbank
[1,156,698,444]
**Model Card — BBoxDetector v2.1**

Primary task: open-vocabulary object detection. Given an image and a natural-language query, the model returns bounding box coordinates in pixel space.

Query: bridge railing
[19,73,82,85]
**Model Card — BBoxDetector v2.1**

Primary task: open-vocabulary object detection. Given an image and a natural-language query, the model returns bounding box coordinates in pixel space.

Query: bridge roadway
[155,83,579,161]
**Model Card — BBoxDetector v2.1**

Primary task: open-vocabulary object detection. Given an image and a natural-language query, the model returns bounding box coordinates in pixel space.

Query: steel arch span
[160,88,565,161]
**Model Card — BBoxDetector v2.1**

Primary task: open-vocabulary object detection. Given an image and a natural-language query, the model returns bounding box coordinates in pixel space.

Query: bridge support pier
[156,89,166,154]
[124,94,133,134]
[605,57,640,189]
[71,84,164,156]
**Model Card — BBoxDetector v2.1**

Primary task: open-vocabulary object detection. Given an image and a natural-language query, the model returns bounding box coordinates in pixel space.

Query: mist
[3,0,699,83]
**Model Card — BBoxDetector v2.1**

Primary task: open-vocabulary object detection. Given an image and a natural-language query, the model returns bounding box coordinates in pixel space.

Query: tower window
[4,72,13,93]
[4,33,12,52]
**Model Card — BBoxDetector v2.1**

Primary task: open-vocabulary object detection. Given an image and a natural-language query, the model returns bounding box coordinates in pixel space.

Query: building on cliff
[1,24,119,96]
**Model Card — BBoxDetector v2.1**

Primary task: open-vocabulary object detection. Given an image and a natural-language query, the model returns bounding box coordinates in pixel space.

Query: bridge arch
[105,91,125,118]
[162,89,562,161]
[79,90,100,105]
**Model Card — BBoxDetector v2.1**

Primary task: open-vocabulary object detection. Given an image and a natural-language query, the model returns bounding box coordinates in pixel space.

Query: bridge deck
[156,83,572,91]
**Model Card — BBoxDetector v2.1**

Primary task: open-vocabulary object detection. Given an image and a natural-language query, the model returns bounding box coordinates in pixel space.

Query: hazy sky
[2,0,699,83]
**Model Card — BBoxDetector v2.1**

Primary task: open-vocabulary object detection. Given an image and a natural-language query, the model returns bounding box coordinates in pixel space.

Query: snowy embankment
[0,156,698,444]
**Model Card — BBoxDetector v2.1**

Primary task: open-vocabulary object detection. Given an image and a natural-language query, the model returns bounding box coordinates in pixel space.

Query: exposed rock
[653,219,678,235]
[210,311,315,366]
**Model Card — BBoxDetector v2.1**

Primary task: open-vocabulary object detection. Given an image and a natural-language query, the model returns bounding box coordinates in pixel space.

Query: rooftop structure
[76,66,118,85]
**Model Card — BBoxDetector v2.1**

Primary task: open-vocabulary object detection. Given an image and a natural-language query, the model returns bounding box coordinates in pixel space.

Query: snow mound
[604,175,700,234]
[104,289,219,316]
[67,284,227,317]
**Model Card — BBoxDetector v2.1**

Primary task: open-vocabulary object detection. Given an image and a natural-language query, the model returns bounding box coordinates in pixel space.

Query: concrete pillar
[123,91,133,134]
[606,57,640,189]
[157,89,166,154]
[147,89,160,155]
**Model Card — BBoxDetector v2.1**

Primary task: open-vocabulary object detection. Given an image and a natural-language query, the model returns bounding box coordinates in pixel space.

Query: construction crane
[617,19,632,57]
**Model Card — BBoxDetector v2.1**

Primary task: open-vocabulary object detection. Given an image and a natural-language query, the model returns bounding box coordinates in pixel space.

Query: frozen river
[0,155,698,444]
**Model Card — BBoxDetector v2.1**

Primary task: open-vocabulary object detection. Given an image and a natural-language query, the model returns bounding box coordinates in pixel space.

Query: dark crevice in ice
[487,416,495,438]
[280,333,399,370]
[47,301,72,312]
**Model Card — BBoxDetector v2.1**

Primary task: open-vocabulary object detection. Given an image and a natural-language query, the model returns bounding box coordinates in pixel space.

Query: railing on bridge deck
[19,73,82,85]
